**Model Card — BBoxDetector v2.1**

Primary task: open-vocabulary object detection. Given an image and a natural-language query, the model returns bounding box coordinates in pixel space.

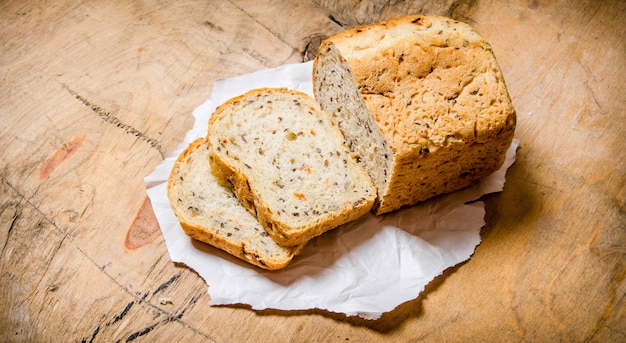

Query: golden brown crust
[178,221,304,270]
[314,15,516,214]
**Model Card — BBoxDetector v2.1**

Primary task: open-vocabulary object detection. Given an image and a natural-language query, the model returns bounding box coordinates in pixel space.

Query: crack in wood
[61,83,166,158]
[107,301,135,327]
[125,322,159,342]
[123,302,200,343]
[328,14,345,27]
[1,177,211,341]
[203,20,224,32]
[152,273,181,296]
[81,325,99,343]
[1,203,20,256]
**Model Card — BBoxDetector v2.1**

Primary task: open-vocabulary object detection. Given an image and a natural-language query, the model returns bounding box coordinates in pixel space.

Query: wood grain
[1,0,624,341]
[312,0,458,27]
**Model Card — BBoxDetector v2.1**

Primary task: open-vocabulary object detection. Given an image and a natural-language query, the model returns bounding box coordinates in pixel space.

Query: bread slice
[207,88,376,247]
[313,15,516,214]
[167,138,305,270]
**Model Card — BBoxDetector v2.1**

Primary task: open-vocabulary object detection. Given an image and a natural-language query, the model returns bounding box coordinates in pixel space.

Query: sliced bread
[313,15,516,214]
[167,137,304,270]
[207,88,376,247]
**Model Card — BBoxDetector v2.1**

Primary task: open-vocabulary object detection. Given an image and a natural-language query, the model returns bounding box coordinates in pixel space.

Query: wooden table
[1,0,624,341]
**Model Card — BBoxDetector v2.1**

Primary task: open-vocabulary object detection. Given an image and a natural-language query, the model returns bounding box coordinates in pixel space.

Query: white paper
[145,61,519,320]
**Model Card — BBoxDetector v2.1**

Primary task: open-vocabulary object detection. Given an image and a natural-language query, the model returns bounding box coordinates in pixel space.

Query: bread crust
[207,88,376,247]
[314,15,516,214]
[168,138,304,270]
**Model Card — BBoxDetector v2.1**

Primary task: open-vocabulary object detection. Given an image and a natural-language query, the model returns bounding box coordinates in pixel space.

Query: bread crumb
[159,297,173,305]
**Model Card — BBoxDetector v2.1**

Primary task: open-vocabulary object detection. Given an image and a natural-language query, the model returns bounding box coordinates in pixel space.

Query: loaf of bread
[167,138,305,270]
[313,15,516,214]
[207,88,376,247]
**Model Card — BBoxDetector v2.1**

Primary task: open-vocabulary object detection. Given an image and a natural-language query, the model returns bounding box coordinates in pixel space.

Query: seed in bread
[313,15,516,214]
[167,138,305,270]
[207,88,376,247]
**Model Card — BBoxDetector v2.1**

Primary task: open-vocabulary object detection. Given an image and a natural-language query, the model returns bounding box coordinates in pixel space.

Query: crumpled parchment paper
[145,61,519,320]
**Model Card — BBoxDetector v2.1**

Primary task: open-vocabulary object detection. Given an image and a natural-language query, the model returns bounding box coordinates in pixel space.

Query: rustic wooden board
[1,0,624,341]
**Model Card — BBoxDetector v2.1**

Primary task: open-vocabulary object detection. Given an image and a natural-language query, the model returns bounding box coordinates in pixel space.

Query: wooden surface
[1,0,624,341]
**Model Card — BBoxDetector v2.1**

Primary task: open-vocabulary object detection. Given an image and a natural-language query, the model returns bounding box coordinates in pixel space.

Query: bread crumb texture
[208,88,376,246]
[314,15,516,214]
[167,138,304,270]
